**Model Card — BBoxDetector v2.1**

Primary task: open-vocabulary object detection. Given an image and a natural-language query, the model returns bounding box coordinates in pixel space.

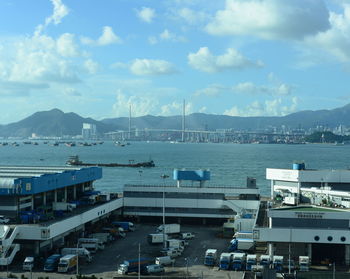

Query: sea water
[1,141,350,195]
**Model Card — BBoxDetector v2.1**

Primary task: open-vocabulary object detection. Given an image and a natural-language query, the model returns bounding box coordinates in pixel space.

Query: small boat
[66,155,155,168]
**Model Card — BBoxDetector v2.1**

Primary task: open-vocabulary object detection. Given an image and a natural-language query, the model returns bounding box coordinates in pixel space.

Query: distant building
[82,123,97,139]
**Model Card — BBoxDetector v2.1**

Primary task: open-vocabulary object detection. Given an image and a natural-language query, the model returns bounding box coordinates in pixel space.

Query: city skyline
[0,0,350,124]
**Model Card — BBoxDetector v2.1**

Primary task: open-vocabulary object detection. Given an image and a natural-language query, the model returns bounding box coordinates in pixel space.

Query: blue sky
[0,0,350,124]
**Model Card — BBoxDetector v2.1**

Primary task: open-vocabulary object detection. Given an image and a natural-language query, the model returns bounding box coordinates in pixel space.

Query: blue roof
[0,166,102,195]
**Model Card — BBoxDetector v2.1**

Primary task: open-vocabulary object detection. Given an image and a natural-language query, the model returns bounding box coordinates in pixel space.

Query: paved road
[0,223,245,279]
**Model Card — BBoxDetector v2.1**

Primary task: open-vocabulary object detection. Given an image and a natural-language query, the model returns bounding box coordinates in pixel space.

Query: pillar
[345,245,350,265]
[268,243,274,257]
[43,192,47,206]
[54,189,57,202]
[307,243,312,258]
[64,187,67,202]
[73,185,77,200]
[31,195,34,210]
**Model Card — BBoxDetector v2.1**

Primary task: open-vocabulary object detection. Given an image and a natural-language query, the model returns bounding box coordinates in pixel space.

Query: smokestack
[182,99,185,142]
[129,104,131,140]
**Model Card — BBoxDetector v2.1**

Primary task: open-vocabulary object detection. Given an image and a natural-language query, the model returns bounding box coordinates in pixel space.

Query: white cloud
[84,59,99,74]
[35,0,69,35]
[98,26,122,45]
[232,82,292,96]
[177,8,209,25]
[56,33,78,57]
[205,0,330,40]
[224,97,298,116]
[161,101,193,116]
[304,4,350,62]
[112,90,158,117]
[136,7,156,23]
[64,87,81,97]
[130,59,176,76]
[188,47,263,73]
[148,29,186,45]
[81,26,122,46]
[194,84,227,97]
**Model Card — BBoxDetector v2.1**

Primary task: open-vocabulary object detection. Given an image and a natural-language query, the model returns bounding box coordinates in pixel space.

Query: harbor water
[1,141,350,195]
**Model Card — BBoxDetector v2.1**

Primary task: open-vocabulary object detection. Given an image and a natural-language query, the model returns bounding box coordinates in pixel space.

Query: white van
[180,232,195,240]
[146,264,164,274]
[155,256,175,266]
[161,249,181,258]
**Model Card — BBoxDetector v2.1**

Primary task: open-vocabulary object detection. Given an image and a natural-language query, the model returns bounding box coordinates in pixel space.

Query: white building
[82,123,97,139]
[253,163,350,266]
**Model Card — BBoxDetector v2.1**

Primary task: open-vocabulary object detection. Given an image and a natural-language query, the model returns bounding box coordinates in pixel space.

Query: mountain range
[1,104,350,137]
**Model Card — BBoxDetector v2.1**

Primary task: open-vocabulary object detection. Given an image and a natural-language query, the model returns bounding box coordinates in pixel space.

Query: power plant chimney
[182,99,185,142]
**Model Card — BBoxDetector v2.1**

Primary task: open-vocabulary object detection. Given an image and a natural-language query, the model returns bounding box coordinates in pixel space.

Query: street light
[76,239,80,276]
[160,174,169,249]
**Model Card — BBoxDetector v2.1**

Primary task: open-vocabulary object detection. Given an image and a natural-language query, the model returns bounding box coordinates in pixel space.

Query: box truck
[58,254,77,273]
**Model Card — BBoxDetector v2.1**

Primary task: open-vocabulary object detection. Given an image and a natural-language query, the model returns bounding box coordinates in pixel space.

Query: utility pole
[161,174,169,249]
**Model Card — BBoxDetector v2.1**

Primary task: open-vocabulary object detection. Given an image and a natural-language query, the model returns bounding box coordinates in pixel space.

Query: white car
[0,215,9,224]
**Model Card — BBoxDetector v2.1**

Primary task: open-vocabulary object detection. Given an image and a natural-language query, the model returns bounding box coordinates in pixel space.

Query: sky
[0,0,350,124]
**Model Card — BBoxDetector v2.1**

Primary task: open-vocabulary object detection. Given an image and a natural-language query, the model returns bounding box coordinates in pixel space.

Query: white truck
[166,239,184,251]
[155,256,175,266]
[148,233,168,244]
[156,224,180,234]
[246,254,257,271]
[22,257,35,271]
[231,253,246,271]
[61,247,92,262]
[58,254,77,273]
[78,238,105,253]
[259,255,271,266]
[299,256,310,272]
[229,238,255,252]
[204,249,217,266]
[233,231,253,239]
[273,255,284,272]
[180,232,195,239]
[89,233,113,244]
[52,202,76,212]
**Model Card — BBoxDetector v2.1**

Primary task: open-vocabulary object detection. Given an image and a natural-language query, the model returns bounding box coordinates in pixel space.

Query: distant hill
[1,104,350,137]
[0,109,114,137]
[102,104,350,131]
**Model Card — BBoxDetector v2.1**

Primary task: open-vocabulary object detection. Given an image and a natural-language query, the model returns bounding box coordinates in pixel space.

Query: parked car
[0,215,10,224]
[146,264,165,274]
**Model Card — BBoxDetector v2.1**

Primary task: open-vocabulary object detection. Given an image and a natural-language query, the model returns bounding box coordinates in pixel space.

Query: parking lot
[0,223,244,279]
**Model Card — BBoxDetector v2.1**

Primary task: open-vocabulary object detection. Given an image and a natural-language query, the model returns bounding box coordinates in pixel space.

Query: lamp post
[76,239,79,276]
[160,174,169,249]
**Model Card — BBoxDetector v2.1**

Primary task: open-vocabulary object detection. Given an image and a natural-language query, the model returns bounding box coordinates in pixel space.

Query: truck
[23,257,35,271]
[180,232,195,240]
[155,256,175,266]
[299,256,310,272]
[233,231,253,239]
[102,227,126,238]
[112,221,135,232]
[259,255,271,266]
[273,255,284,272]
[58,254,77,273]
[166,239,184,251]
[52,202,76,212]
[43,254,61,272]
[89,232,113,244]
[204,249,217,266]
[78,238,104,253]
[148,233,168,244]
[156,224,180,234]
[246,254,257,271]
[229,238,255,252]
[219,253,232,270]
[161,248,181,258]
[231,253,246,271]
[61,248,92,263]
[117,258,152,275]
